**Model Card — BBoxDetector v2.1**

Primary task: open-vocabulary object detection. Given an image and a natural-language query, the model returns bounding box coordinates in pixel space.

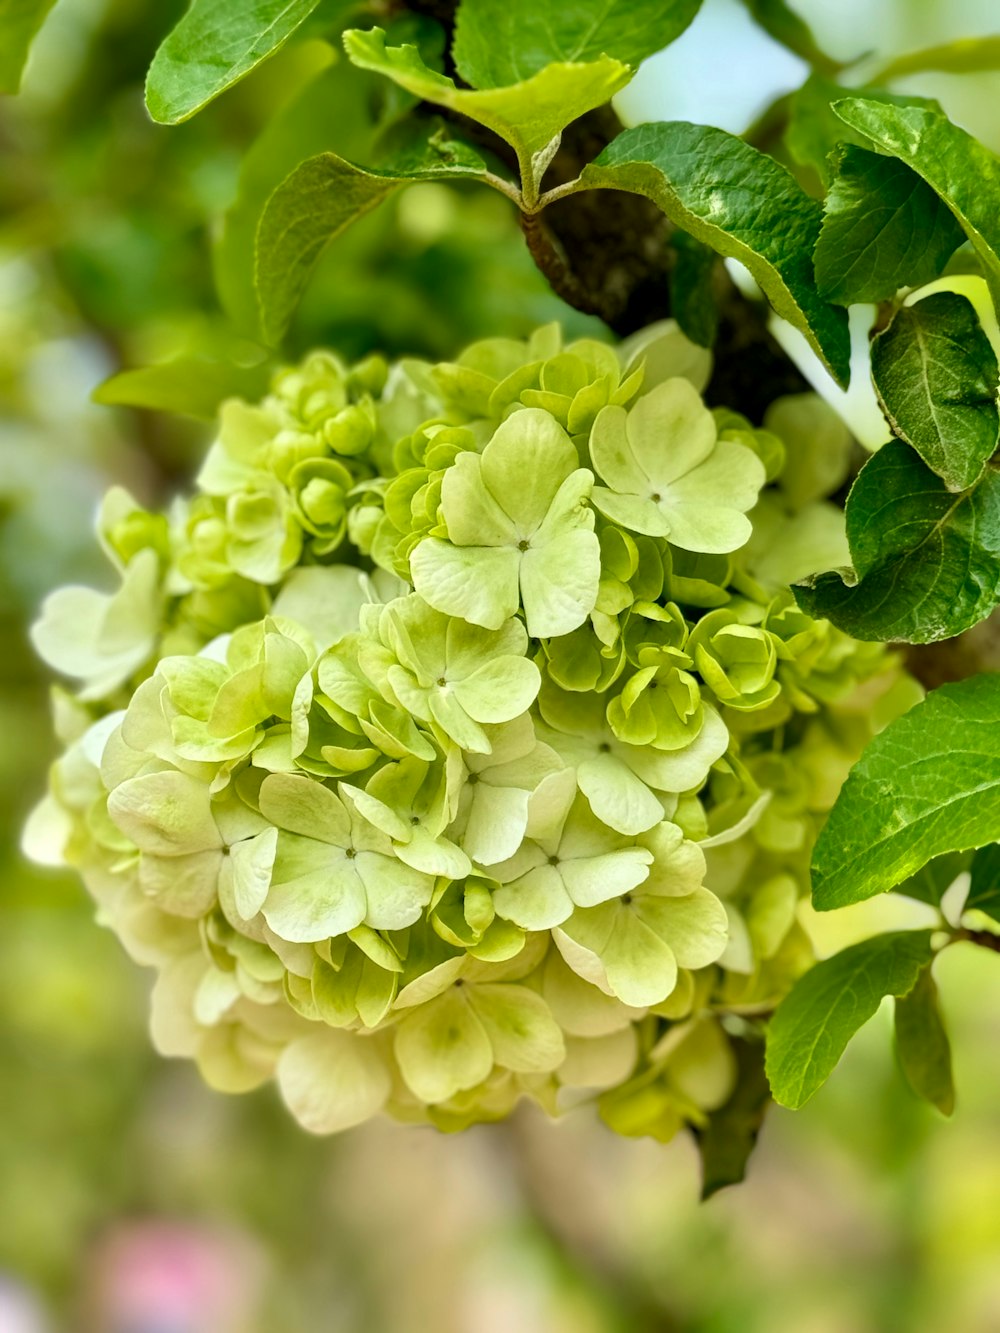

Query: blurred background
[3,1,1000,1329]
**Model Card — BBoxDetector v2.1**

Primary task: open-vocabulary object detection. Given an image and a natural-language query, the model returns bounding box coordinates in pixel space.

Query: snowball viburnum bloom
[258,772,435,942]
[410,408,601,637]
[360,593,540,753]
[537,679,729,836]
[491,772,653,930]
[589,378,765,553]
[554,823,728,1007]
[390,946,565,1104]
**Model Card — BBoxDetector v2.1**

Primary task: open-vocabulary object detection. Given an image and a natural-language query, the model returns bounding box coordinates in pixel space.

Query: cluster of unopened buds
[28,320,916,1138]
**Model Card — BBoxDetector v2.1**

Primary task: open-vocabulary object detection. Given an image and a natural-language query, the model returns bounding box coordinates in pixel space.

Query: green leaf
[215,58,380,332]
[785,76,939,189]
[695,1036,771,1198]
[670,232,720,348]
[738,0,843,75]
[766,930,934,1109]
[810,675,1000,911]
[451,0,702,87]
[833,98,1000,309]
[895,965,955,1116]
[145,0,342,124]
[343,27,630,169]
[579,122,851,386]
[94,356,272,420]
[794,440,1000,642]
[814,145,964,305]
[893,851,971,908]
[966,843,1000,922]
[871,293,999,491]
[0,0,58,93]
[872,35,1000,83]
[255,128,487,344]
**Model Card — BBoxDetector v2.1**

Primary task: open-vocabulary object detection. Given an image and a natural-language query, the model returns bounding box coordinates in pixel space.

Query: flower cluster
[28,323,917,1139]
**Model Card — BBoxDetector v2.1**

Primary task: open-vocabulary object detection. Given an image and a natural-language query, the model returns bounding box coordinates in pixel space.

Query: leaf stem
[481,170,524,206]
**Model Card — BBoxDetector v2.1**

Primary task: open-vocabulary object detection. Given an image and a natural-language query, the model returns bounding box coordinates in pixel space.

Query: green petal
[577,753,664,836]
[108,771,222,856]
[229,825,279,920]
[355,850,434,929]
[468,983,566,1073]
[493,863,574,929]
[481,408,577,532]
[560,849,651,908]
[264,833,366,941]
[624,706,729,793]
[591,487,672,536]
[590,404,648,494]
[520,529,601,637]
[452,656,541,723]
[411,539,521,630]
[638,887,729,969]
[394,989,494,1103]
[278,1031,390,1133]
[628,378,716,483]
[258,772,351,844]
[460,782,533,865]
[439,450,519,545]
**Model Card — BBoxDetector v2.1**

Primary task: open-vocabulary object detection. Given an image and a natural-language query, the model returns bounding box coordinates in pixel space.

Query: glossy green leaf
[145,0,340,124]
[94,357,272,420]
[814,145,964,305]
[738,0,842,74]
[343,27,630,167]
[810,675,1000,911]
[670,232,720,348]
[695,1036,771,1198]
[794,440,1000,642]
[579,122,851,386]
[0,0,57,93]
[255,129,487,344]
[966,843,1000,922]
[895,965,955,1116]
[766,930,934,1109]
[214,58,378,332]
[871,293,999,491]
[452,0,702,87]
[785,76,939,188]
[872,34,1000,83]
[834,98,1000,308]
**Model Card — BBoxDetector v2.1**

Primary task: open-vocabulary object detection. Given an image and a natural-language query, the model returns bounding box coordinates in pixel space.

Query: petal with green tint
[410,539,521,631]
[278,1031,390,1134]
[577,753,664,835]
[108,771,222,856]
[394,989,494,1103]
[561,849,651,908]
[460,781,533,865]
[264,834,366,941]
[258,772,351,844]
[493,863,574,929]
[638,888,728,968]
[451,656,541,723]
[480,408,578,531]
[468,984,566,1073]
[439,451,519,545]
[520,530,601,637]
[229,825,279,920]
[354,850,435,929]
